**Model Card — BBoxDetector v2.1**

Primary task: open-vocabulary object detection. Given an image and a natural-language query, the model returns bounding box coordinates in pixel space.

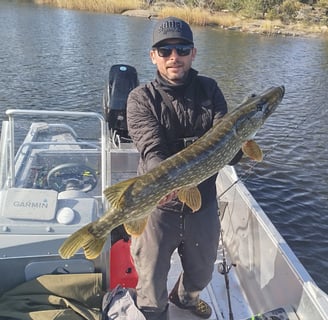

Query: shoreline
[122,8,328,39]
[33,0,328,39]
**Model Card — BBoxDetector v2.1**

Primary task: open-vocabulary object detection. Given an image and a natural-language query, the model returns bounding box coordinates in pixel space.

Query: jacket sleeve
[127,86,170,173]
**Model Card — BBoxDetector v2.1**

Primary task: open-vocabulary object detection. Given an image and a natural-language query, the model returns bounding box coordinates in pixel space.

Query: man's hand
[158,190,179,205]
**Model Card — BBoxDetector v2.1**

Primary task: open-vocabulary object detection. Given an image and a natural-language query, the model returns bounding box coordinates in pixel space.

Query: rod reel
[218,260,236,275]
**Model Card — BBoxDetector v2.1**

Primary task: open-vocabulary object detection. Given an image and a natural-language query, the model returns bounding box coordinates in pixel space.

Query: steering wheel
[47,163,98,193]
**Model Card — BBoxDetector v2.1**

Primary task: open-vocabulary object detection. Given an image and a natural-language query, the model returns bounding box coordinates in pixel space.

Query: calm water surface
[0,1,327,293]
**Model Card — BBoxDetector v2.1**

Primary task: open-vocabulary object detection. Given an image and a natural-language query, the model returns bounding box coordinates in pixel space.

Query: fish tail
[59,222,107,260]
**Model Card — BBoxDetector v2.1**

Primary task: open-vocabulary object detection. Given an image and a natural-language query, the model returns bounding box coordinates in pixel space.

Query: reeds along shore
[34,0,141,14]
[33,0,328,36]
[33,0,251,29]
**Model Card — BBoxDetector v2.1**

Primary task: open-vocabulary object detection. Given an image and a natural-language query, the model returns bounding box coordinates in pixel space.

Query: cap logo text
[159,20,183,34]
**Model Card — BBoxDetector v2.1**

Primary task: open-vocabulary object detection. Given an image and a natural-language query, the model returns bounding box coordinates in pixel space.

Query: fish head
[233,86,285,139]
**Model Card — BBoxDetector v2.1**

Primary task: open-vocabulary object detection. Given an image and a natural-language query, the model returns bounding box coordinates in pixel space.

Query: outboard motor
[103,64,139,139]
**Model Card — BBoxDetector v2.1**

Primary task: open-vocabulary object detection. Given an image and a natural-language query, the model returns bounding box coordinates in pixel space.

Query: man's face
[150,39,197,84]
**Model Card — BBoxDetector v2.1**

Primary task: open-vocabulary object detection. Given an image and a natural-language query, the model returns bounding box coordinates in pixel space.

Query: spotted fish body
[59,86,285,259]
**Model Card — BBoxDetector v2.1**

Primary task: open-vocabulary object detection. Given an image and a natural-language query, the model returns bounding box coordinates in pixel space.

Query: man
[127,16,240,320]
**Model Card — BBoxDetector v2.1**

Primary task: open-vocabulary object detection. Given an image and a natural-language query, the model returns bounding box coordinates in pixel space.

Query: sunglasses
[155,44,193,57]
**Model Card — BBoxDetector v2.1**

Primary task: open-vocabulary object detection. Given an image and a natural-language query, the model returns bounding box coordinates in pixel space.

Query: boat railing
[0,121,10,189]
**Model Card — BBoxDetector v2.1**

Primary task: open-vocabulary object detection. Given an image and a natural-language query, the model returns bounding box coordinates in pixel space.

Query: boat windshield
[0,109,108,236]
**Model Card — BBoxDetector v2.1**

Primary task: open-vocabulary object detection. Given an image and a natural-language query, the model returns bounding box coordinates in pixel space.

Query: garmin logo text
[2,188,57,220]
[159,20,183,35]
[13,199,48,209]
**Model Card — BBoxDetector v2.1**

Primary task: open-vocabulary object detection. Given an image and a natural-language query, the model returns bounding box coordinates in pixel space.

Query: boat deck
[168,247,300,320]
[168,248,250,320]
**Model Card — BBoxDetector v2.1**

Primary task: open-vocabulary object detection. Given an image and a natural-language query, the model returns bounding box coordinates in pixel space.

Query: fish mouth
[273,86,285,105]
[276,85,285,103]
[261,85,285,117]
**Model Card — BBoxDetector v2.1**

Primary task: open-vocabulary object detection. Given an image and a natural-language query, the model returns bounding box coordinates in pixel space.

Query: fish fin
[124,217,148,236]
[83,236,107,260]
[177,187,202,212]
[59,222,106,260]
[242,140,263,162]
[103,177,139,209]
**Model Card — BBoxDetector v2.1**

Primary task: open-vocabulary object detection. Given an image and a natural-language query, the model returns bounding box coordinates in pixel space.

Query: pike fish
[59,86,285,260]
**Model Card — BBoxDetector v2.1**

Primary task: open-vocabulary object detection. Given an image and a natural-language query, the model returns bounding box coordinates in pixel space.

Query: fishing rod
[217,203,236,320]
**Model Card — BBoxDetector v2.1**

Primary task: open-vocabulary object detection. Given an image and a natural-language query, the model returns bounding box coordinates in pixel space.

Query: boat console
[0,110,107,294]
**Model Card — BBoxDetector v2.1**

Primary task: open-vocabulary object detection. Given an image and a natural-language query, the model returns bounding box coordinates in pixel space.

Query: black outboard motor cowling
[103,64,139,139]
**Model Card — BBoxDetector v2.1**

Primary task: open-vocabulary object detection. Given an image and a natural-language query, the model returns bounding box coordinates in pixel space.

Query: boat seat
[49,132,82,150]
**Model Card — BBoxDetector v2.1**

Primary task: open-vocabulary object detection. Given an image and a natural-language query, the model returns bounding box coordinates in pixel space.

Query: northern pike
[59,86,285,260]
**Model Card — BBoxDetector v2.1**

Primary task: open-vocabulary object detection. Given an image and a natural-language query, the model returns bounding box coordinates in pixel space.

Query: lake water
[0,0,327,293]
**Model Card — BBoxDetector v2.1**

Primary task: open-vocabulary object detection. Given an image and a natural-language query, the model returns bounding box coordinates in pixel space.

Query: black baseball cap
[152,16,194,48]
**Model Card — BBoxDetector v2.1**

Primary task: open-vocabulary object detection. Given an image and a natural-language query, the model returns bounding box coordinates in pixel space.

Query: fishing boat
[0,64,327,320]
